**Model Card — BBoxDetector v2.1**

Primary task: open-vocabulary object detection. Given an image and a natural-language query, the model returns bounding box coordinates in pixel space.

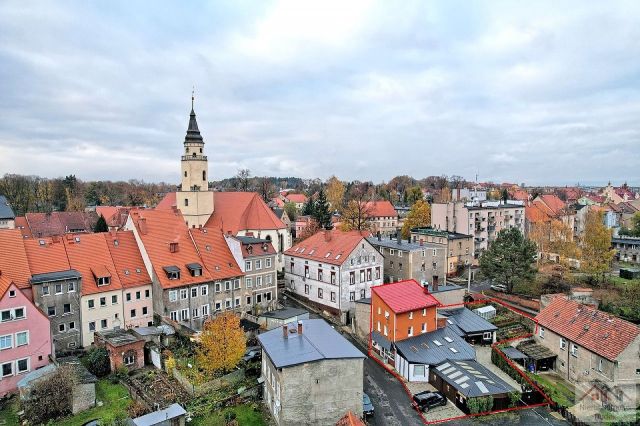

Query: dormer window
[187,263,203,277]
[97,276,111,286]
[91,266,112,286]
[163,266,181,280]
[169,242,179,253]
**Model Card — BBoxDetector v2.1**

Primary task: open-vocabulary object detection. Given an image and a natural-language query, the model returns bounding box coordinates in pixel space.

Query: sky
[0,1,639,187]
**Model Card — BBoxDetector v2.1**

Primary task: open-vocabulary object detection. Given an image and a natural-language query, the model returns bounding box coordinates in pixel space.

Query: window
[383,325,388,336]
[16,331,28,346]
[235,297,241,307]
[101,319,108,329]
[360,289,365,298]
[266,274,273,285]
[331,292,336,302]
[142,306,148,315]
[47,306,56,316]
[409,312,413,319]
[256,259,262,270]
[330,272,336,284]
[304,266,309,278]
[169,290,177,302]
[366,269,372,281]
[246,277,253,288]
[350,272,355,285]
[225,299,231,309]
[398,251,403,258]
[192,308,199,318]
[0,335,12,350]
[68,321,75,330]
[215,282,221,292]
[170,311,178,321]
[414,365,425,377]
[89,321,96,332]
[180,309,189,321]
[570,344,578,357]
[130,309,137,318]
[180,289,188,299]
[408,326,413,337]
[59,323,65,332]
[245,261,252,271]
[42,285,50,296]
[304,285,309,295]
[266,258,272,268]
[560,338,566,350]
[2,362,12,377]
[215,302,222,311]
[256,294,262,303]
[202,304,209,316]
[63,304,71,314]
[483,331,492,340]
[422,308,427,317]
[318,270,323,281]
[184,198,189,207]
[112,295,118,304]
[100,297,106,307]
[350,292,355,301]
[126,293,132,302]
[145,289,150,298]
[389,249,395,255]
[68,282,75,292]
[191,288,197,298]
[55,284,63,294]
[225,281,231,291]
[421,323,427,333]
[597,358,603,372]
[318,288,323,299]
[135,291,141,299]
[539,327,545,338]
[88,299,95,309]
[97,276,111,286]
[234,279,241,290]
[360,270,365,282]
[377,321,381,332]
[375,267,380,280]
[201,286,208,296]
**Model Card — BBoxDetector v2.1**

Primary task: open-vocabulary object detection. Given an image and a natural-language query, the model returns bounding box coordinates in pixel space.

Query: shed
[620,268,640,280]
[129,403,187,426]
[516,340,557,373]
[473,305,496,320]
[258,307,309,330]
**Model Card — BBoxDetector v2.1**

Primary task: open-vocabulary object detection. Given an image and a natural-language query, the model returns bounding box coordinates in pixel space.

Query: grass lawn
[529,373,575,408]
[0,397,20,426]
[57,379,131,426]
[190,403,267,426]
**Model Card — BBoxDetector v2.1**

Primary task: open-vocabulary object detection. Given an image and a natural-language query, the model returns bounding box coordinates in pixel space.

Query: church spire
[185,89,203,143]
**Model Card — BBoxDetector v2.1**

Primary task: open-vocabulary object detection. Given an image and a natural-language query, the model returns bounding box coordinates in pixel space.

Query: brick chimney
[377,231,381,241]
[433,279,439,292]
[282,324,288,339]
[297,321,303,334]
[436,316,447,329]
[324,229,332,242]
[419,239,424,246]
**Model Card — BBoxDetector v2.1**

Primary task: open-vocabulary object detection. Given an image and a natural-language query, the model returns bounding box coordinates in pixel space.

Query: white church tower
[177,94,214,228]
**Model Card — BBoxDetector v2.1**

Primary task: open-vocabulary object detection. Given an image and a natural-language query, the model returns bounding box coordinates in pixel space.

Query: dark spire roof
[184,94,204,144]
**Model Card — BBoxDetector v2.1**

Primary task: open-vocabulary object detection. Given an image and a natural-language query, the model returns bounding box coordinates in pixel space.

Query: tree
[401,200,431,239]
[197,312,246,375]
[406,186,423,205]
[580,210,615,281]
[312,189,332,229]
[501,188,509,203]
[236,169,251,192]
[24,365,75,424]
[283,202,298,221]
[529,220,579,265]
[479,227,537,293]
[619,212,640,237]
[301,197,315,216]
[257,177,275,203]
[326,176,345,211]
[85,346,111,377]
[340,200,373,232]
[94,215,109,232]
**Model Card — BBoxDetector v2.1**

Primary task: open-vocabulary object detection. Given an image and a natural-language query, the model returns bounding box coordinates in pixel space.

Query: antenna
[191,85,195,110]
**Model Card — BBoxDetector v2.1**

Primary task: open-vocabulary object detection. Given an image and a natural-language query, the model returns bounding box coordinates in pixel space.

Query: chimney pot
[297,321,303,334]
[282,324,288,339]
[324,229,332,242]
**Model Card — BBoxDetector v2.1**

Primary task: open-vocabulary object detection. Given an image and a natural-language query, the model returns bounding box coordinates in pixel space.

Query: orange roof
[190,228,243,281]
[0,229,32,289]
[536,297,639,361]
[536,194,567,216]
[511,189,530,202]
[14,216,32,238]
[206,192,286,233]
[0,275,14,299]
[364,200,397,218]
[105,231,152,289]
[24,237,71,275]
[129,209,213,289]
[285,193,307,203]
[372,279,439,313]
[96,206,119,222]
[525,204,551,223]
[285,229,372,266]
[64,233,123,296]
[271,197,285,207]
[335,411,366,426]
[26,211,98,237]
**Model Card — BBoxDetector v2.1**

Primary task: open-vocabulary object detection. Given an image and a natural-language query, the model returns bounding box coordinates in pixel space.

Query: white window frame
[0,334,13,350]
[201,285,208,296]
[169,290,178,302]
[15,331,28,347]
[245,261,252,271]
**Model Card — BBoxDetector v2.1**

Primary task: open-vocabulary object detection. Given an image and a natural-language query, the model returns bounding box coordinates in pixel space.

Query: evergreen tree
[479,227,537,293]
[313,189,332,229]
[94,215,108,232]
[301,196,315,216]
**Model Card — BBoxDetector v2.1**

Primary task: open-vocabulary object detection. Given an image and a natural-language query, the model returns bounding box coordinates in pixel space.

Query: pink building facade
[0,279,52,396]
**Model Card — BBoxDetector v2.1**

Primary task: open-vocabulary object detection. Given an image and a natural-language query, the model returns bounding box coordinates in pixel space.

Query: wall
[122,284,154,328]
[244,253,278,314]
[354,301,371,340]
[72,382,96,414]
[237,228,292,271]
[80,289,125,347]
[106,341,145,371]
[431,287,465,306]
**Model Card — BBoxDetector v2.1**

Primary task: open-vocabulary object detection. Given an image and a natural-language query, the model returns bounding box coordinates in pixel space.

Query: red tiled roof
[206,192,286,233]
[535,297,640,361]
[372,279,439,314]
[537,194,567,216]
[96,206,119,222]
[285,229,372,266]
[511,189,530,202]
[129,209,213,289]
[26,211,98,237]
[364,200,398,218]
[13,216,32,238]
[0,275,14,299]
[0,229,32,289]
[285,193,307,203]
[105,231,152,289]
[586,194,605,204]
[238,239,277,259]
[525,204,551,223]
[24,237,71,275]
[271,198,285,207]
[335,412,366,426]
[156,192,177,209]
[64,233,123,296]
[190,228,243,281]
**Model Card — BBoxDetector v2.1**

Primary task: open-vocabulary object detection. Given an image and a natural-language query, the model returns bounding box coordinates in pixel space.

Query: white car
[490,284,507,293]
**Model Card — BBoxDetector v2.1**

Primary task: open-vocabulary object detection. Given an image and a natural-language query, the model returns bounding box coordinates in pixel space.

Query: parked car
[412,391,447,412]
[490,283,507,292]
[363,393,374,417]
[242,346,261,363]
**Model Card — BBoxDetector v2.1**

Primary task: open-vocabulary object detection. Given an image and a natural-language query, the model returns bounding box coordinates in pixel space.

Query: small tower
[177,92,214,228]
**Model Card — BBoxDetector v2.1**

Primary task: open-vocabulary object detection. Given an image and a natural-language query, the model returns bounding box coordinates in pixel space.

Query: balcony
[181,155,208,161]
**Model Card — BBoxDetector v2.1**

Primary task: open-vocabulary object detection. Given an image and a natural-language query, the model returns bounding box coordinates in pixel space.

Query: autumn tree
[283,202,298,221]
[406,186,423,205]
[529,220,579,265]
[580,210,615,281]
[197,312,246,375]
[340,200,373,232]
[326,176,345,211]
[619,212,640,237]
[24,365,75,424]
[479,227,537,293]
[401,200,431,238]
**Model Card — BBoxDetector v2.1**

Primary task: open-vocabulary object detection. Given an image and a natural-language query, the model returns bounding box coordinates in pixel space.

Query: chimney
[282,324,288,339]
[436,316,447,329]
[324,229,332,242]
[297,321,303,334]
[377,231,381,241]
[397,233,402,245]
[433,280,439,292]
[419,239,424,246]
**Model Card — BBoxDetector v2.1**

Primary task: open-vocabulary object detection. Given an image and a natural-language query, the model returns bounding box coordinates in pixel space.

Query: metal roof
[186,262,202,271]
[162,265,180,273]
[517,341,557,361]
[439,308,497,335]
[394,326,476,365]
[371,330,392,351]
[0,196,15,220]
[130,403,186,426]
[434,359,515,398]
[236,236,270,244]
[501,347,528,360]
[30,269,82,284]
[367,236,440,251]
[259,307,308,320]
[257,319,364,368]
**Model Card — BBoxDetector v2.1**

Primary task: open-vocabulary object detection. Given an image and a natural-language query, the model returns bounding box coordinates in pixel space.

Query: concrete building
[258,319,365,426]
[367,234,447,286]
[410,227,473,276]
[431,201,525,255]
[0,276,52,396]
[535,297,640,410]
[285,229,383,324]
[0,195,15,229]
[612,236,640,264]
[364,201,398,236]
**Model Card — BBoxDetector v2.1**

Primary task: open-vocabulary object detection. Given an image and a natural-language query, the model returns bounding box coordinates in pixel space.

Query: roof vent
[583,325,590,331]
[38,239,45,246]
[75,236,81,242]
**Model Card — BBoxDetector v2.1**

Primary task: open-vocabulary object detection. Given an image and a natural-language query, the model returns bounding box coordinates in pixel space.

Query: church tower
[177,94,214,228]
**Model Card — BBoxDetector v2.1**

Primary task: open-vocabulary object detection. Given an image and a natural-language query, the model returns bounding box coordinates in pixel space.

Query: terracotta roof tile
[525,204,551,223]
[372,279,439,314]
[286,229,372,266]
[535,297,640,361]
[364,201,398,218]
[64,233,123,296]
[0,275,14,299]
[26,212,98,237]
[0,229,32,289]
[285,193,307,203]
[24,237,71,275]
[190,228,243,281]
[105,231,152,289]
[13,217,32,238]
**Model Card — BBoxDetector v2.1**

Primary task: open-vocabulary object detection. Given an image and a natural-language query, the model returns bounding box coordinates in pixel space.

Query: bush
[467,395,493,414]
[509,391,521,407]
[86,346,111,377]
[23,366,74,424]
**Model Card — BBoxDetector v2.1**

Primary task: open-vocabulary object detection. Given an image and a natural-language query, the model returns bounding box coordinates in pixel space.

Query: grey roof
[433,360,515,398]
[367,237,440,251]
[371,330,391,351]
[259,307,307,320]
[130,403,186,426]
[410,227,471,240]
[272,207,285,218]
[502,347,528,360]
[613,236,640,244]
[186,262,202,271]
[425,283,462,294]
[17,363,57,389]
[236,235,270,245]
[31,269,82,284]
[258,319,364,368]
[356,297,371,305]
[133,325,175,337]
[0,195,15,220]
[57,356,97,384]
[439,308,497,335]
[184,107,203,143]
[241,318,260,332]
[162,265,180,273]
[96,329,142,347]
[395,326,475,365]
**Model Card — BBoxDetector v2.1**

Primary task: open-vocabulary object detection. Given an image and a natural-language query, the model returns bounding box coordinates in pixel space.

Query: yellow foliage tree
[529,219,579,263]
[340,200,372,232]
[326,176,345,212]
[580,210,615,281]
[401,200,431,238]
[197,312,246,375]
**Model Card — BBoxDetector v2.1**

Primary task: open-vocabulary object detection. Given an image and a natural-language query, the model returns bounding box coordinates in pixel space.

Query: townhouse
[225,235,278,313]
[612,236,640,264]
[410,227,474,276]
[367,234,447,286]
[17,211,99,238]
[258,319,364,426]
[535,296,640,410]
[525,194,576,239]
[364,200,398,236]
[0,195,15,230]
[285,229,383,324]
[0,275,51,396]
[431,201,525,255]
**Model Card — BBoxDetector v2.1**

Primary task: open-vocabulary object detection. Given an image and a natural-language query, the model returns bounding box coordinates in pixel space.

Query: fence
[171,367,245,396]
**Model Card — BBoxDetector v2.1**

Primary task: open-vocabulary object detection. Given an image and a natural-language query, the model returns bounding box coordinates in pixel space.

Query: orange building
[371,279,439,345]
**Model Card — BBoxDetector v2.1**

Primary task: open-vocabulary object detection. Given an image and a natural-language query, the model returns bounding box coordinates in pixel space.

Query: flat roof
[97,329,142,347]
[131,403,186,426]
[367,237,439,251]
[410,227,472,240]
[259,307,308,320]
[31,269,82,284]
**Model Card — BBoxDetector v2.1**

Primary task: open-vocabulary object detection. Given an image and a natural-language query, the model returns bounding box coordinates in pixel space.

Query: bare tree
[257,177,275,202]
[236,169,251,192]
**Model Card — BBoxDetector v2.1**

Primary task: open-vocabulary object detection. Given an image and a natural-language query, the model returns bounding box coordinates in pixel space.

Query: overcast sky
[0,1,639,186]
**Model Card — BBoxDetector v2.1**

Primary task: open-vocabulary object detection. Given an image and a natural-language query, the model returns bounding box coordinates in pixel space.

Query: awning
[517,341,557,361]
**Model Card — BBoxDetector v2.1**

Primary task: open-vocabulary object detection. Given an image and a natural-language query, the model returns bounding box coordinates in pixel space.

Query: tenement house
[410,227,473,277]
